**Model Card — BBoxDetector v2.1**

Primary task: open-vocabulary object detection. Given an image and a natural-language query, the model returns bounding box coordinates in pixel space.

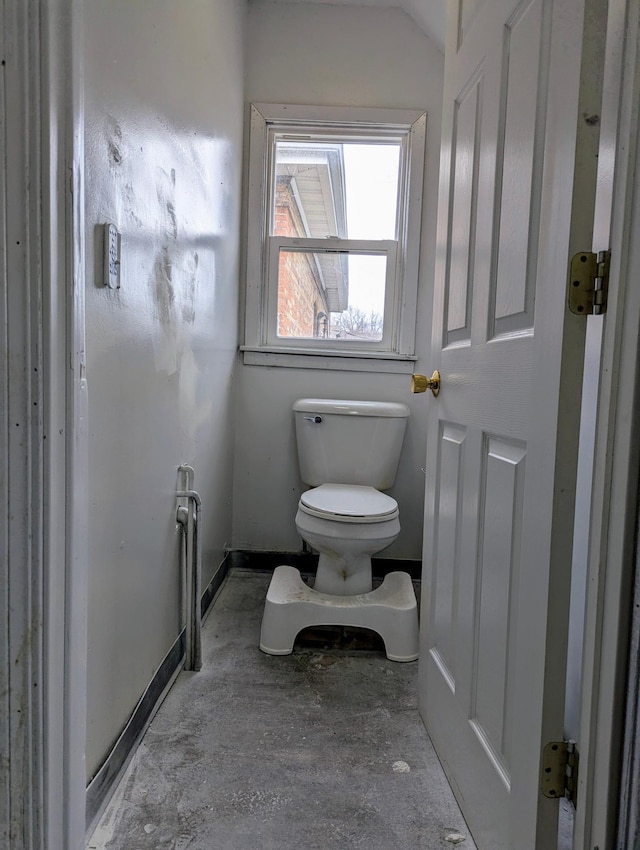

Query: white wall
[233,1,444,559]
[83,0,245,779]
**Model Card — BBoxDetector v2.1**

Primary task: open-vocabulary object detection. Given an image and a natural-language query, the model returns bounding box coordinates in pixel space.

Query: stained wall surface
[83,0,245,779]
[233,2,444,559]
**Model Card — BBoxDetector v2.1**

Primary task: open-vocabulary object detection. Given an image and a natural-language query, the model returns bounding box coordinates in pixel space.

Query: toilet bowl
[295,483,401,595]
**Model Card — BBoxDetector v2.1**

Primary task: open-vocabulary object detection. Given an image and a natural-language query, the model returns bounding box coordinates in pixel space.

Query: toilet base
[259,565,419,662]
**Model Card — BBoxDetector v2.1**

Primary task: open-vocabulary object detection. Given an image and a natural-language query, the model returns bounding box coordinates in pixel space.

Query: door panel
[431,422,467,688]
[446,76,482,344]
[492,0,543,334]
[473,437,525,775]
[419,0,600,847]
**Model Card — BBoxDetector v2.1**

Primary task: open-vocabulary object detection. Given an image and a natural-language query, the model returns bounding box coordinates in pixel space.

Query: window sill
[240,346,418,373]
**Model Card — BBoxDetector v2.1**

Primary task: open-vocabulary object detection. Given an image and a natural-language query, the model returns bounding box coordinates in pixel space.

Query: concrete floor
[87,569,477,850]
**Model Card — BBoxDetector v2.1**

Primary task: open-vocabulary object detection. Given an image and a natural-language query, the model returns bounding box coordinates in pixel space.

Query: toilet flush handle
[304,415,323,424]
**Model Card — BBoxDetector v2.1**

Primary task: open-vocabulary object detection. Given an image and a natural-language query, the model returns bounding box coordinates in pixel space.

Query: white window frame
[242,103,426,370]
[266,238,398,349]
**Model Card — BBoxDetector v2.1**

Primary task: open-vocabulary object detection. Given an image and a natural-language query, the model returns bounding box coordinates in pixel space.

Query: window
[243,104,426,369]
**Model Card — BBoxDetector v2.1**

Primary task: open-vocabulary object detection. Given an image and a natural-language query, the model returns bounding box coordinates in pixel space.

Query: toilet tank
[293,399,410,489]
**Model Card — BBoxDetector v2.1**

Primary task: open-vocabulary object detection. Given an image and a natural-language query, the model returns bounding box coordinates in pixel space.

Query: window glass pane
[272,141,400,240]
[276,249,386,341]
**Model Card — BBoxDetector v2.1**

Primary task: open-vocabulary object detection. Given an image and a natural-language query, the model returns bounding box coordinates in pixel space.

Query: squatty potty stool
[260,565,419,662]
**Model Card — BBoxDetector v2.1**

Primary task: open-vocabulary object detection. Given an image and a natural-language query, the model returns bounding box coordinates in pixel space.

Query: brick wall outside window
[274,178,330,338]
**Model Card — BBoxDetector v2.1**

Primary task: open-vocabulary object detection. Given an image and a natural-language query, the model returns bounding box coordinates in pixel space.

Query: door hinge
[540,740,579,802]
[568,250,610,315]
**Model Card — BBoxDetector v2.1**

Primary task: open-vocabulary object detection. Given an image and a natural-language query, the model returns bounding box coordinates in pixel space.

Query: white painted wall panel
[83,0,244,779]
[447,77,481,342]
[432,423,467,686]
[236,2,444,559]
[492,0,543,335]
[474,437,525,775]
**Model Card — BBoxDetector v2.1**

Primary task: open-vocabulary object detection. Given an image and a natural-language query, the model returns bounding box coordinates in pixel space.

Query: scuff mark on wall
[156,168,178,242]
[106,115,124,166]
[157,166,178,241]
[151,244,179,375]
[151,165,182,374]
[121,182,144,229]
[153,244,175,323]
[181,252,198,325]
[149,163,203,371]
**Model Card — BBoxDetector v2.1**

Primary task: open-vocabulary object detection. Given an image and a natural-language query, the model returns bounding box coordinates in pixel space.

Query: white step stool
[259,565,419,662]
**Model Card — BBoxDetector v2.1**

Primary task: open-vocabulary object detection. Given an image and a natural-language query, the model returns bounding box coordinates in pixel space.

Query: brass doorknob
[411,370,440,397]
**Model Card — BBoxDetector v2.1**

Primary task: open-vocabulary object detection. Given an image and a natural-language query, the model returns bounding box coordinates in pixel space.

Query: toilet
[259,398,419,662]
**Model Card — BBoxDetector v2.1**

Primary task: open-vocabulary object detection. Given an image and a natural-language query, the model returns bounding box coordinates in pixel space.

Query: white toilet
[259,398,419,662]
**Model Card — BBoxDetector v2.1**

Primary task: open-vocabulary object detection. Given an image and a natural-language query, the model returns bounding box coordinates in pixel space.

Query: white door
[418,1,603,847]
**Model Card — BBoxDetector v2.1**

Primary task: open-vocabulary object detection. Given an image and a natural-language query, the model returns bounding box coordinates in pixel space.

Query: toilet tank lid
[293,398,410,417]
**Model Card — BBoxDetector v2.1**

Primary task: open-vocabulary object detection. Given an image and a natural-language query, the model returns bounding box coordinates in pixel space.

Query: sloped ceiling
[276,0,446,51]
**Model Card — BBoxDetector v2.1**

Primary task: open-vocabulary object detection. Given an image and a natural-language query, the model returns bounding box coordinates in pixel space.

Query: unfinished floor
[87,569,477,850]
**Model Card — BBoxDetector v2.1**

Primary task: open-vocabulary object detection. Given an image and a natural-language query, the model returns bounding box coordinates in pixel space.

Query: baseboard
[200,552,233,620]
[84,632,185,835]
[226,549,422,581]
[85,554,232,836]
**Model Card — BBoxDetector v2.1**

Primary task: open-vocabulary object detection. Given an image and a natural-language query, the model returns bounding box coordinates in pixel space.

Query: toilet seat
[298,483,399,524]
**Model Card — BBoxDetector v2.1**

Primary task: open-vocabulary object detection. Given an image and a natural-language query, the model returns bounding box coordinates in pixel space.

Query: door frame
[575,0,640,846]
[42,2,88,845]
[55,1,88,845]
[2,1,87,847]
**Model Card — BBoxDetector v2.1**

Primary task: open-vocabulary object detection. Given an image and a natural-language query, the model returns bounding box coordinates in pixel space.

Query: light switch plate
[103,223,121,289]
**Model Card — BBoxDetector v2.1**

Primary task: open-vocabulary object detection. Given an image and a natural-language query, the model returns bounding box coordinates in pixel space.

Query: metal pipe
[179,464,195,491]
[177,464,202,672]
[176,506,188,654]
[192,497,202,670]
[177,488,202,671]
[177,489,202,670]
